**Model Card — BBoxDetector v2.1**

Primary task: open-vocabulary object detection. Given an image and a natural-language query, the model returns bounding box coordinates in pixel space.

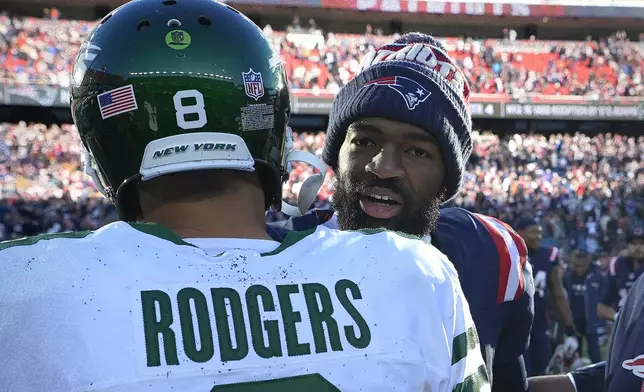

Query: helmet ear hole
[137,20,150,32]
[197,16,212,26]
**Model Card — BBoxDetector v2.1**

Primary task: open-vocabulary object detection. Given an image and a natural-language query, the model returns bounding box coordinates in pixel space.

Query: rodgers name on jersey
[139,277,371,368]
[0,222,487,392]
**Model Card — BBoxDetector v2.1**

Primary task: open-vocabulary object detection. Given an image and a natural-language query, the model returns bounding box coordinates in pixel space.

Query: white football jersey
[0,222,488,392]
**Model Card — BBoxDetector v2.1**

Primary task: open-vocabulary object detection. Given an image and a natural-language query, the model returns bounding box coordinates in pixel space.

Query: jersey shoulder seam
[0,231,92,251]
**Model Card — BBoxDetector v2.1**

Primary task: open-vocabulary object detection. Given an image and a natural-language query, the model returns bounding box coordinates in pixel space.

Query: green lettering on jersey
[335,279,371,349]
[0,231,91,251]
[177,287,215,363]
[211,288,249,361]
[141,290,179,366]
[245,284,282,359]
[302,283,343,353]
[276,284,311,356]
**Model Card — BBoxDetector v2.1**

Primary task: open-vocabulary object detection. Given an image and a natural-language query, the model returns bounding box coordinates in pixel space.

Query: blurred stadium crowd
[1,12,643,97]
[2,122,643,259]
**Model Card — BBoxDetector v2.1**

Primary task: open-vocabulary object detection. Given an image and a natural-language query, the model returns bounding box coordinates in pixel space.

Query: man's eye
[353,137,376,147]
[407,147,430,158]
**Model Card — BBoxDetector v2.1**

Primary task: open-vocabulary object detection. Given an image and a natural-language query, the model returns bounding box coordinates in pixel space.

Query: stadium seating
[1,15,642,96]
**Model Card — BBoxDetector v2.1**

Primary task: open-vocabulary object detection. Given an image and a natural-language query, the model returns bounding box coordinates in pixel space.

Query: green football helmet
[71,0,325,221]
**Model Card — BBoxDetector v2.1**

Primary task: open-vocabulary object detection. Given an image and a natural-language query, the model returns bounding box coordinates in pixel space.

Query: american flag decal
[97,85,138,119]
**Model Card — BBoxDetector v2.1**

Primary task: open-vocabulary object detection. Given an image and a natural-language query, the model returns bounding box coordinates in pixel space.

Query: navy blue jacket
[605,273,644,392]
[564,263,606,335]
[571,271,644,392]
[268,207,534,392]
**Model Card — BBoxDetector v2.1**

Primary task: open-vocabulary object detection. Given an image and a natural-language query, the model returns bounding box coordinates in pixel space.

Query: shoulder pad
[436,208,529,303]
[471,213,529,303]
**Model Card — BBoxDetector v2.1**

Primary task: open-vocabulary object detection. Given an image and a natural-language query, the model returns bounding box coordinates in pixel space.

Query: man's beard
[332,171,443,238]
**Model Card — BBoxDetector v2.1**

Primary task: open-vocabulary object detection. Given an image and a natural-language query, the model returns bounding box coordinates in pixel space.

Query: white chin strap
[280,149,327,217]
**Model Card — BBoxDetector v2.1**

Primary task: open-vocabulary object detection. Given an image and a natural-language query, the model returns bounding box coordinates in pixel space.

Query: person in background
[603,272,644,392]
[516,216,577,376]
[529,273,644,392]
[564,248,606,364]
[597,227,644,322]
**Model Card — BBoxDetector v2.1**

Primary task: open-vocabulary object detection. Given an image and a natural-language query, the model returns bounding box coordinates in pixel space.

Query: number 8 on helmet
[72,0,325,221]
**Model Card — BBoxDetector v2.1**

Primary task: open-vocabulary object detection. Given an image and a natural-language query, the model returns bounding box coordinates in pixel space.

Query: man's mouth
[358,187,404,219]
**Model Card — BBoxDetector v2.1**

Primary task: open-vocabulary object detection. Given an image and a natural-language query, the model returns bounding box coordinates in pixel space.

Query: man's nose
[366,146,405,180]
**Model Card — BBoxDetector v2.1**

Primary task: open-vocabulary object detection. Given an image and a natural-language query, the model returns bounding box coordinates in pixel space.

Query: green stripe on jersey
[128,222,197,247]
[0,231,91,251]
[452,364,489,392]
[261,228,316,257]
[452,326,479,365]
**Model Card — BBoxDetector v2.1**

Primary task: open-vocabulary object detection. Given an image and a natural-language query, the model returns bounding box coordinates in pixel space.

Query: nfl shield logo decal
[242,68,265,101]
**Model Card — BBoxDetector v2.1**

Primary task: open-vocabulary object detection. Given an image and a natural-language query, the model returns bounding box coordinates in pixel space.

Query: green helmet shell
[71,0,290,220]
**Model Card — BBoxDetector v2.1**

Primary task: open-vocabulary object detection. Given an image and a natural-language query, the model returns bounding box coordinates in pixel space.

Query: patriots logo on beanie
[364,76,432,110]
[361,42,470,106]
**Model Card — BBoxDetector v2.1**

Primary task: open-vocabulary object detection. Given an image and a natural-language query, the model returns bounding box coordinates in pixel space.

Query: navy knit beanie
[323,33,473,203]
